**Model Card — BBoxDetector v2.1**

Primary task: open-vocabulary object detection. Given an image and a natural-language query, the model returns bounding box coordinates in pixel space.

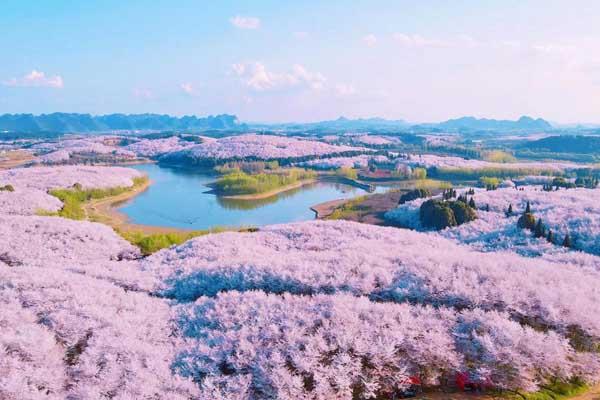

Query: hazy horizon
[2,0,600,123]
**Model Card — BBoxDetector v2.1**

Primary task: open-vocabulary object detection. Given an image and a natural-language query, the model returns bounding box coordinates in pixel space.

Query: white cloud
[231,62,326,91]
[392,33,449,48]
[230,15,261,29]
[362,34,377,47]
[335,83,357,97]
[2,70,64,88]
[291,64,326,90]
[180,82,196,95]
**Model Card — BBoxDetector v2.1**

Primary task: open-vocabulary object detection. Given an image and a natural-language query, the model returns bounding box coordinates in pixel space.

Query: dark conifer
[534,219,546,238]
[562,233,572,248]
[547,230,554,244]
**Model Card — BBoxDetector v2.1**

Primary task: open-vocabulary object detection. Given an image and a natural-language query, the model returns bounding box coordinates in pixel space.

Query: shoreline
[83,178,200,235]
[218,178,318,200]
[310,198,347,218]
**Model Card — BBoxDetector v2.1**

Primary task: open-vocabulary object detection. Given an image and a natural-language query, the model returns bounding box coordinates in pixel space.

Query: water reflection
[119,163,380,230]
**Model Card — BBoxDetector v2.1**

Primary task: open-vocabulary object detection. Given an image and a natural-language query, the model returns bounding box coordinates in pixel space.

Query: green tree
[449,201,478,225]
[534,219,546,238]
[562,233,572,248]
[412,167,427,180]
[506,203,513,217]
[517,213,536,231]
[525,201,531,214]
[399,188,431,205]
[419,199,457,230]
[468,197,476,209]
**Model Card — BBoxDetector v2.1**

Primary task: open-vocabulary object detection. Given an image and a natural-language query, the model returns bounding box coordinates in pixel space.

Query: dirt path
[572,385,600,400]
[414,385,600,400]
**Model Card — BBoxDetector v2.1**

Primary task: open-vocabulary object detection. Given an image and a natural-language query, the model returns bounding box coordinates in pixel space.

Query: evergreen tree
[562,233,572,248]
[547,230,554,244]
[468,197,476,209]
[534,219,546,238]
[525,201,531,214]
[507,203,513,216]
[485,204,490,212]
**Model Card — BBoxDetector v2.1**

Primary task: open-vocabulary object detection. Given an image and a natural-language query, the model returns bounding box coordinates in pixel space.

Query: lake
[118,163,383,230]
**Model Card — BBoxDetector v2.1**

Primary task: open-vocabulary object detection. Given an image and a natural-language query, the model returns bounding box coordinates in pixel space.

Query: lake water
[118,163,382,230]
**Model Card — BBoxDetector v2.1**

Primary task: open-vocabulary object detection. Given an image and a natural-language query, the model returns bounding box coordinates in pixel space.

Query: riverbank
[219,178,318,200]
[312,190,404,225]
[84,179,202,235]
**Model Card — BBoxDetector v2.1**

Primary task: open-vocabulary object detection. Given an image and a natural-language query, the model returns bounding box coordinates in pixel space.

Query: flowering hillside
[297,154,389,169]
[124,136,197,157]
[2,164,600,398]
[352,135,400,146]
[0,212,199,398]
[31,136,136,164]
[142,221,600,337]
[386,186,600,257]
[400,153,584,172]
[0,165,143,215]
[160,134,366,164]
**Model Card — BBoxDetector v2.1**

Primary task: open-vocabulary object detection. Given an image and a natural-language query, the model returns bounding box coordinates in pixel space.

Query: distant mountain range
[419,116,553,132]
[0,113,553,135]
[0,113,242,133]
[271,115,553,134]
[263,117,411,132]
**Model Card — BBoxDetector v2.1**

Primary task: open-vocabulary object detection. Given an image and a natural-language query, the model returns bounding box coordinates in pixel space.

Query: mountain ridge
[0,113,552,134]
[0,113,242,133]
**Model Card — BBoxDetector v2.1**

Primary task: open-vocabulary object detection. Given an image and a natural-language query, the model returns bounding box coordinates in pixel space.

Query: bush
[450,201,478,225]
[420,199,479,230]
[420,200,457,230]
[120,226,257,255]
[517,213,536,230]
[552,177,576,189]
[483,150,516,163]
[411,167,427,180]
[120,231,210,255]
[49,176,148,220]
[575,176,598,188]
[0,184,15,192]
[479,176,501,190]
[399,188,431,204]
[335,167,358,180]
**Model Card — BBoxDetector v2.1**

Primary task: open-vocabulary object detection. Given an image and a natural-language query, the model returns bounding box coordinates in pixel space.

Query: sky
[1,0,600,123]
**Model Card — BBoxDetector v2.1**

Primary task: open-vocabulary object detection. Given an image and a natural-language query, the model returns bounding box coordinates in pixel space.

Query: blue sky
[1,0,599,123]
